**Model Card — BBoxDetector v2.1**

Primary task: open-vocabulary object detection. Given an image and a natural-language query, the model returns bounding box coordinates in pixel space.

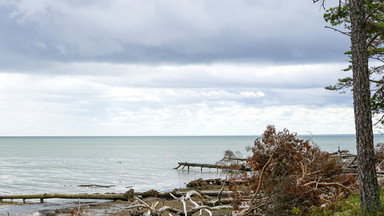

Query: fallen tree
[229,125,357,215]
[174,162,250,172]
[0,189,233,203]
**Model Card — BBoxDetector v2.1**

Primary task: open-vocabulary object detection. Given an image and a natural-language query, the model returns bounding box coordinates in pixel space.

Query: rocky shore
[2,178,229,216]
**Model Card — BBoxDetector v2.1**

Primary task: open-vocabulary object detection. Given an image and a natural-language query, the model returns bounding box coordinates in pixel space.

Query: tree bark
[349,0,381,213]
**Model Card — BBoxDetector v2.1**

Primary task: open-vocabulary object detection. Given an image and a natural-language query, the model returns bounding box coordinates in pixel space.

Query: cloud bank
[0,0,356,135]
[0,0,348,68]
[0,63,355,135]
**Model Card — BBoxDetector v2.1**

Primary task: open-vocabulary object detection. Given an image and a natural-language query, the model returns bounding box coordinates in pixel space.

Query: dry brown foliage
[229,125,356,215]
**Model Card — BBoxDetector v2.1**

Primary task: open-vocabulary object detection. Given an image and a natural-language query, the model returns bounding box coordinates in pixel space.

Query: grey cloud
[260,88,353,107]
[0,0,350,70]
[4,62,345,91]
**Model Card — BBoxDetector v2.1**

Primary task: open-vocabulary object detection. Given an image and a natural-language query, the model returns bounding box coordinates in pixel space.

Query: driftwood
[0,190,232,203]
[329,150,350,156]
[0,193,127,203]
[126,190,233,216]
[176,151,356,174]
[174,162,250,172]
[331,150,384,176]
[331,155,357,158]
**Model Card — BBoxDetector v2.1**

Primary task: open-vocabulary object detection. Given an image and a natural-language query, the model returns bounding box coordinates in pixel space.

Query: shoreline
[1,148,376,215]
[0,150,361,215]
[1,178,228,216]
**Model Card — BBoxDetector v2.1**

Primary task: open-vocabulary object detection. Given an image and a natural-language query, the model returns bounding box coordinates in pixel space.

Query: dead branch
[124,191,232,216]
[228,126,357,215]
[175,162,250,171]
[324,26,351,36]
[303,181,354,194]
[234,144,279,216]
[254,146,279,197]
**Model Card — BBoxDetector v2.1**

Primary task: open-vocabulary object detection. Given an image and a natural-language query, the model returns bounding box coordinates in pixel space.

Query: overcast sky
[0,0,360,136]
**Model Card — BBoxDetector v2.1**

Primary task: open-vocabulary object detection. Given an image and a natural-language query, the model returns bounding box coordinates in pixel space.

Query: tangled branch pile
[125,190,232,216]
[229,125,356,215]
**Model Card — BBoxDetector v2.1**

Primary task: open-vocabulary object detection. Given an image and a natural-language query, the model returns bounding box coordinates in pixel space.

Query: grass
[311,190,384,216]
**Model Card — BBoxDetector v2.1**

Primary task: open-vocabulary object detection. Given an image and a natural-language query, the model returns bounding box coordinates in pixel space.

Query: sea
[1,135,384,215]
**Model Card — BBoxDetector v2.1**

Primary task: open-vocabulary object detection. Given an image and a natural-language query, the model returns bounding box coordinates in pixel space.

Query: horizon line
[0,134,382,138]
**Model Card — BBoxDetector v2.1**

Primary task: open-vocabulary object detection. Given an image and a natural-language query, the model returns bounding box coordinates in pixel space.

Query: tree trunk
[350,0,381,213]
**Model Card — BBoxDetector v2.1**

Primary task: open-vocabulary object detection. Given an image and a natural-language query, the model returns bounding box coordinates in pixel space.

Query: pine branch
[325,26,351,36]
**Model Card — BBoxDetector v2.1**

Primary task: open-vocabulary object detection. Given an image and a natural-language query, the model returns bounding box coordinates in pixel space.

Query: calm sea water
[0,136,253,196]
[1,135,384,197]
[1,135,384,215]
